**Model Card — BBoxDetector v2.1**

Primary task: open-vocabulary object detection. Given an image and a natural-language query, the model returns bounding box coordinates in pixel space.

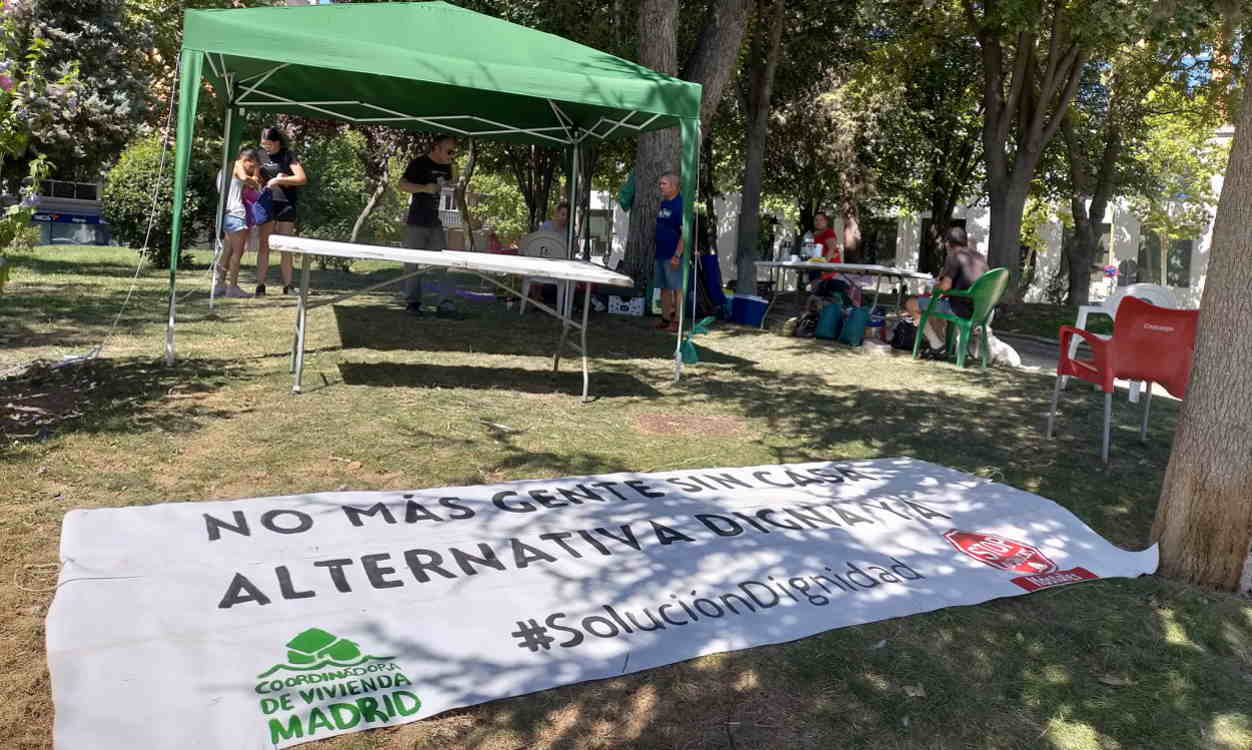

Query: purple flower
[0,75,12,92]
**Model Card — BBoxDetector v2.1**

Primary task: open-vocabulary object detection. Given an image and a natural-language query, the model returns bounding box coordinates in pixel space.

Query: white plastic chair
[1063,283,1181,400]
[517,230,570,315]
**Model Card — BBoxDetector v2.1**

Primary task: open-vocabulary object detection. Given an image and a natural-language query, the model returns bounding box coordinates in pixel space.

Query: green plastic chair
[911,268,1010,369]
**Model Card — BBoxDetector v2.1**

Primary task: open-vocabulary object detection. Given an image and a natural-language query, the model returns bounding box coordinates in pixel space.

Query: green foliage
[101,134,212,268]
[469,170,529,244]
[297,130,367,243]
[0,0,80,268]
[7,0,150,180]
[1127,100,1228,243]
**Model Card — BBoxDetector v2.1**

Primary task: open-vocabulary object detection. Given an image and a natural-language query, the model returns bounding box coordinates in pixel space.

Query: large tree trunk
[681,0,755,133]
[1062,113,1121,306]
[966,1,1086,288]
[1151,66,1252,595]
[623,0,680,287]
[454,138,478,250]
[699,132,717,257]
[734,0,785,295]
[840,194,862,261]
[625,0,752,289]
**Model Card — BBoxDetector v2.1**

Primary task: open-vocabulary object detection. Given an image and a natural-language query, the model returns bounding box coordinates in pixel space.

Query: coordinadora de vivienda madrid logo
[255,628,421,745]
[942,529,1099,592]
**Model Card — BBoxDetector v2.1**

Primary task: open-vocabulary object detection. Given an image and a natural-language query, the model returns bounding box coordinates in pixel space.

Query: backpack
[838,306,870,346]
[889,319,917,351]
[815,302,842,339]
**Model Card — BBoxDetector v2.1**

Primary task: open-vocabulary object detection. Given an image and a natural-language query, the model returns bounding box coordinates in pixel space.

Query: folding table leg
[292,255,311,394]
[1045,375,1062,439]
[1139,382,1153,442]
[1101,391,1112,463]
[580,284,592,402]
[553,280,572,372]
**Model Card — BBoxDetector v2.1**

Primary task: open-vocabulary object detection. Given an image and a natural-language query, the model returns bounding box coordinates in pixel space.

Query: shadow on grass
[0,355,244,444]
[338,361,662,398]
[331,304,755,366]
[382,575,1249,750]
[674,342,1177,550]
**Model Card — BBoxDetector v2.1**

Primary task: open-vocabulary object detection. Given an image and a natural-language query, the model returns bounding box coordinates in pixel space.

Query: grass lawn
[1,245,1249,750]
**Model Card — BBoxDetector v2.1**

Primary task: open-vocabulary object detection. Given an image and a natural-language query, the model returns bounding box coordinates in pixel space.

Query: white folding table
[754,260,935,327]
[268,235,634,400]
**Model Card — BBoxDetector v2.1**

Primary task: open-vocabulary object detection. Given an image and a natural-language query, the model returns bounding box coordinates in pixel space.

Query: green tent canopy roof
[166,1,702,373]
[183,0,701,144]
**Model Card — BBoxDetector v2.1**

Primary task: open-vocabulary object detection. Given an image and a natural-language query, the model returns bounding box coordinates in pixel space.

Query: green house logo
[257,627,395,678]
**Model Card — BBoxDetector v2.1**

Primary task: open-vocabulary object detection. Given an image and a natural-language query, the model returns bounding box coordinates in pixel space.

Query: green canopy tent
[167,1,702,375]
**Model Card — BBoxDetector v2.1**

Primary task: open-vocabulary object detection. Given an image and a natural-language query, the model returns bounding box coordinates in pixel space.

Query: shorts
[654,255,683,290]
[404,222,446,251]
[267,201,297,224]
[917,295,955,317]
[223,214,247,234]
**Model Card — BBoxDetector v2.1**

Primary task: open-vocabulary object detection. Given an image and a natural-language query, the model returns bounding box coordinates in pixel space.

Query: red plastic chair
[1046,296,1198,463]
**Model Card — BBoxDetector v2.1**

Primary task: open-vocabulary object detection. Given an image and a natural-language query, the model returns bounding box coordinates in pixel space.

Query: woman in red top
[813,211,841,263]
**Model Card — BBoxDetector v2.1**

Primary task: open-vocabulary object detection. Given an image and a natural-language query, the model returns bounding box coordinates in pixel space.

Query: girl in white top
[217,147,261,298]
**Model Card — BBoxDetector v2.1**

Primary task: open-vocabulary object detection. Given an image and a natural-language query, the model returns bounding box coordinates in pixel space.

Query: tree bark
[623,0,680,288]
[350,157,390,245]
[454,138,478,250]
[734,0,785,295]
[966,0,1086,290]
[349,140,399,244]
[681,0,755,133]
[625,0,753,289]
[1062,111,1121,306]
[1151,63,1252,595]
[840,194,861,261]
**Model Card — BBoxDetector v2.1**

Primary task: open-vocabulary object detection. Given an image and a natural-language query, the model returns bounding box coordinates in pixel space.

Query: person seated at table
[806,211,859,304]
[524,205,572,306]
[540,202,570,235]
[904,226,988,357]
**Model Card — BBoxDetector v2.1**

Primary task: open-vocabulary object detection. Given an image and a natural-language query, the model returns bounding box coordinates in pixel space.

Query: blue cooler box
[731,295,769,326]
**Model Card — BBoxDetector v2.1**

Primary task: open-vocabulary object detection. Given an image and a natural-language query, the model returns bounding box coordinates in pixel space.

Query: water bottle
[802,231,814,258]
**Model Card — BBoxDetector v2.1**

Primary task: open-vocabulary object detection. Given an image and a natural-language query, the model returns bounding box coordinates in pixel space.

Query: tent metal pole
[164,50,203,367]
[673,118,701,382]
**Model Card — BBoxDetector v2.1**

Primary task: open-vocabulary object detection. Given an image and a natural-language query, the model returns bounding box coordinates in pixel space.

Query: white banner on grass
[47,458,1156,749]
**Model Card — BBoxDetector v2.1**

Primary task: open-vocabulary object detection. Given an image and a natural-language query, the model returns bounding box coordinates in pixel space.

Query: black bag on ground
[889,319,917,351]
[794,312,818,337]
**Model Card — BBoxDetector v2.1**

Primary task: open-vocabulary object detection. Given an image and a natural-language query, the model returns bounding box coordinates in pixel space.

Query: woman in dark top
[254,127,307,296]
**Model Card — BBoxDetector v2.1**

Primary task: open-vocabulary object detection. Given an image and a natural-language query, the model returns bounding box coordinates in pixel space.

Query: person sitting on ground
[903,226,988,358]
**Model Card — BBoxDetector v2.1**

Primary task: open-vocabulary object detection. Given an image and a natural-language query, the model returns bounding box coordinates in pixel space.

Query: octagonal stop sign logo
[943,529,1057,575]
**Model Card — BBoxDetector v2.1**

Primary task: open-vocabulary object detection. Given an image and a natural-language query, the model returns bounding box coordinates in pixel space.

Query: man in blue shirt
[654,173,684,332]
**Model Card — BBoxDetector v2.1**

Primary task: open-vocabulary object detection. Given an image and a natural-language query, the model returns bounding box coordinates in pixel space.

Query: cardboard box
[608,296,645,316]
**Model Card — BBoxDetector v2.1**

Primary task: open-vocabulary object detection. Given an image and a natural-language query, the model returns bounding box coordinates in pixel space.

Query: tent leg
[292,255,311,393]
[1139,382,1153,442]
[580,284,591,402]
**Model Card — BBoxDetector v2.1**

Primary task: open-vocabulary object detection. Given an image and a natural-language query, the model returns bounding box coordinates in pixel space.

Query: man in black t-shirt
[904,226,989,354]
[398,135,457,316]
